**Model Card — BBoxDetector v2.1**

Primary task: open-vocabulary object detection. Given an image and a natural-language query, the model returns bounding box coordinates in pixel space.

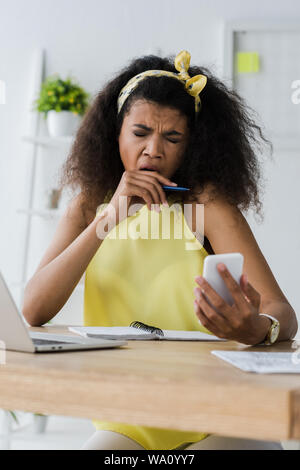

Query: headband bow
[117,50,207,114]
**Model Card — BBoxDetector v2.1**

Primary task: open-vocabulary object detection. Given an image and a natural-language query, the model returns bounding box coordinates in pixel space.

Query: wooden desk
[0,325,300,441]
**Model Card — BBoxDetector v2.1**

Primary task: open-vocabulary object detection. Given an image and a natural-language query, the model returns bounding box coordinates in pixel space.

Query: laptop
[0,272,127,353]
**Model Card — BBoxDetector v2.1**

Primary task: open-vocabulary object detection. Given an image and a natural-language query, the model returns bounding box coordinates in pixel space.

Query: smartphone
[202,253,244,306]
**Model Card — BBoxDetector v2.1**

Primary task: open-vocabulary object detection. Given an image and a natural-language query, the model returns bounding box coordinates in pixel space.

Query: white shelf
[17,208,64,220]
[19,50,79,311]
[22,135,74,147]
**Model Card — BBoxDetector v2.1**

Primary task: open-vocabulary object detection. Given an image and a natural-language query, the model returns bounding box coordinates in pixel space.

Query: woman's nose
[144,135,164,158]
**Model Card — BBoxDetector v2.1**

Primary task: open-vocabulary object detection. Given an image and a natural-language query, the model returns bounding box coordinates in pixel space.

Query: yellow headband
[117,50,207,115]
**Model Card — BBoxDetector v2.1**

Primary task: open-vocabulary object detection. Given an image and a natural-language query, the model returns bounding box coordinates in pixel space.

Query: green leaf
[33,74,90,115]
[8,411,19,424]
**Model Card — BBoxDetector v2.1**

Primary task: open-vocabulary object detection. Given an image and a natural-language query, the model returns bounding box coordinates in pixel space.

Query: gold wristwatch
[259,313,280,345]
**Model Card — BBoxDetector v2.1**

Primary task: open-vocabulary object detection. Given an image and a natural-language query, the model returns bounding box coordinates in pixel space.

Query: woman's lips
[139,167,159,172]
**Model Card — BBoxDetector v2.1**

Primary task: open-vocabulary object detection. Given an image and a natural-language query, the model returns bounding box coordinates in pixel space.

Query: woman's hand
[95,170,178,237]
[193,263,270,345]
[110,170,177,214]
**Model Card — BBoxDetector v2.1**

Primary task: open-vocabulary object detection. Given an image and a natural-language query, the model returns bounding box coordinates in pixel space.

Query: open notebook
[69,321,224,341]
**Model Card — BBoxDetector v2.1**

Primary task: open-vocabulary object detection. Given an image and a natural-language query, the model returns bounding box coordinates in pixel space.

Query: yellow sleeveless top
[84,191,211,450]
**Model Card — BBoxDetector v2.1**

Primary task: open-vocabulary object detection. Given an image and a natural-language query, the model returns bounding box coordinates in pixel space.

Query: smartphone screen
[202,253,244,306]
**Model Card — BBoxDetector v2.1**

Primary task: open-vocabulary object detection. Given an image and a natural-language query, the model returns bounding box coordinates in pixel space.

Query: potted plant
[34,75,90,137]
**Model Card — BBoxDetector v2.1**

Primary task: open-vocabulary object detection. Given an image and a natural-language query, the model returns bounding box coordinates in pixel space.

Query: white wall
[0,0,299,326]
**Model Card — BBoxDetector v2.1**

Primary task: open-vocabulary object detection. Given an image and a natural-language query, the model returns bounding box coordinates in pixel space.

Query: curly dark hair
[59,53,272,222]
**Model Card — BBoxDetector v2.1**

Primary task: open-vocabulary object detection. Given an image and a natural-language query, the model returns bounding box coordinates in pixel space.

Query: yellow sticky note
[236,52,260,73]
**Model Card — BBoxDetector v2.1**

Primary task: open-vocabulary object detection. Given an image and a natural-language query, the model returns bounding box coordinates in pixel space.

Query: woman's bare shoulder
[191,183,241,238]
[191,183,222,205]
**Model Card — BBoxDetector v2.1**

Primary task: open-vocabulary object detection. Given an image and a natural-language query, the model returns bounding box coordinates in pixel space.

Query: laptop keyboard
[32,338,76,345]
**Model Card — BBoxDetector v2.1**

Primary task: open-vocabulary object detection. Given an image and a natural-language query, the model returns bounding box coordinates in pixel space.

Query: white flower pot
[33,414,48,434]
[47,110,81,138]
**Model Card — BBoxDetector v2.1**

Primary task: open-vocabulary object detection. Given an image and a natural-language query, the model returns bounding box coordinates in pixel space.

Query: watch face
[270,324,280,343]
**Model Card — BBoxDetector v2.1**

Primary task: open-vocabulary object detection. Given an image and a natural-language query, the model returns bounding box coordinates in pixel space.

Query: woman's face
[118,99,189,180]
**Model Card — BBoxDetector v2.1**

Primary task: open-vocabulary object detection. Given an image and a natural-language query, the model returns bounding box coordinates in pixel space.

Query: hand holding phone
[195,253,270,345]
[202,253,244,306]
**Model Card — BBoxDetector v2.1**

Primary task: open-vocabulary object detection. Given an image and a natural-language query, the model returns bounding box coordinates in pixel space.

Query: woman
[23,51,297,450]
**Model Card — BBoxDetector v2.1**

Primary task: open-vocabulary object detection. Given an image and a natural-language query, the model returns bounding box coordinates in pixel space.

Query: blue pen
[141,169,189,191]
[162,185,190,191]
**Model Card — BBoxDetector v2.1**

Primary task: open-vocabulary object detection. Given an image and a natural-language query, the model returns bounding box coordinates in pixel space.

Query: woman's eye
[133,133,179,144]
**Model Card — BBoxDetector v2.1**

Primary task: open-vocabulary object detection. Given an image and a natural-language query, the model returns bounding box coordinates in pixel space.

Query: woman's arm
[22,193,109,326]
[194,191,298,344]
